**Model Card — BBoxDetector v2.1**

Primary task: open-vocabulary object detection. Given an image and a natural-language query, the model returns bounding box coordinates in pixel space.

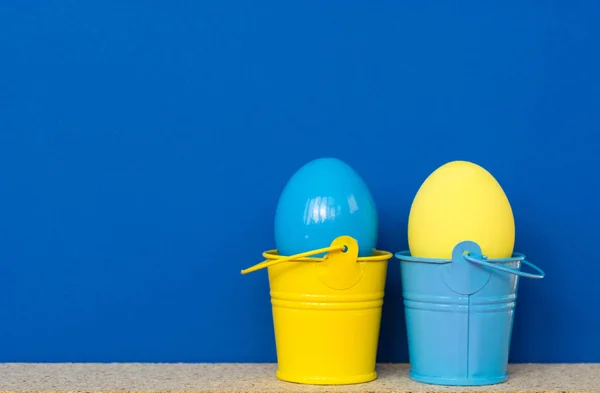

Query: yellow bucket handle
[240,245,343,275]
[241,236,393,275]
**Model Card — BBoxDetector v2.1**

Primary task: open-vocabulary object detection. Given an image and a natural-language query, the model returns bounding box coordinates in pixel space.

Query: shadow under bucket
[242,236,393,385]
[395,240,545,386]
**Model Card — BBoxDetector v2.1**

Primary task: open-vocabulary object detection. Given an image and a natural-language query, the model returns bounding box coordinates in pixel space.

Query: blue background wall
[1,2,599,363]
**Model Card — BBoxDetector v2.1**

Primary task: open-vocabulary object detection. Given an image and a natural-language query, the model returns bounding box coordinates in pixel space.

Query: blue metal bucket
[395,241,545,386]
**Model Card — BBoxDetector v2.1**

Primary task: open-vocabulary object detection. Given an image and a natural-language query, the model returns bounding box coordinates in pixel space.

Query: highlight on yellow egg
[407,160,515,260]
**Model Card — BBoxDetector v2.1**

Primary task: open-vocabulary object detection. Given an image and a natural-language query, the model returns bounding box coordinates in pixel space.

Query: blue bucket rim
[394,250,526,265]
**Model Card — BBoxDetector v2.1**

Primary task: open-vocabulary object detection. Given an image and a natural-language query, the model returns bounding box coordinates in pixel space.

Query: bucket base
[409,370,508,386]
[276,370,377,385]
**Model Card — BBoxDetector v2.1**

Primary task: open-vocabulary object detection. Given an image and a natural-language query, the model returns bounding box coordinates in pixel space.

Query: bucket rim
[394,250,526,264]
[263,248,393,262]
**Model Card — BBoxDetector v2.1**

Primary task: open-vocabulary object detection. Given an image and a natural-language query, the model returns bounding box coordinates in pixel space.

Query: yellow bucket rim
[240,236,393,275]
[262,248,393,262]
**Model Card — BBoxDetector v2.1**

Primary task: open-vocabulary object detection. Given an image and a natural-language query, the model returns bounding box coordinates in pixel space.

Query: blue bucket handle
[463,253,545,279]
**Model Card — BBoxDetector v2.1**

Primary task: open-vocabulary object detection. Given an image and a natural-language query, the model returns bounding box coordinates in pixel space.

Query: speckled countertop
[0,363,598,393]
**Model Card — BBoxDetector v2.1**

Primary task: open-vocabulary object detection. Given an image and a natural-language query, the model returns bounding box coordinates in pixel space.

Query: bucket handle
[241,236,392,275]
[240,245,344,275]
[463,253,545,279]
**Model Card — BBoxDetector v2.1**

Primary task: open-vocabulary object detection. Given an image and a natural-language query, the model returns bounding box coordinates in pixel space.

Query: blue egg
[274,157,378,257]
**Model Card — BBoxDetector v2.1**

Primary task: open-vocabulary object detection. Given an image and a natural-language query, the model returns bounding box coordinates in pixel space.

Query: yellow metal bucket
[241,236,392,385]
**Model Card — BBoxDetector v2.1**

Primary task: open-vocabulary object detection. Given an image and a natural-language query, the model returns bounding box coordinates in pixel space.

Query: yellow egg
[407,160,515,259]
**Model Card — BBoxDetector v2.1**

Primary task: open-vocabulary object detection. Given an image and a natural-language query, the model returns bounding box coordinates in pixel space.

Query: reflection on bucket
[242,236,393,385]
[395,240,545,386]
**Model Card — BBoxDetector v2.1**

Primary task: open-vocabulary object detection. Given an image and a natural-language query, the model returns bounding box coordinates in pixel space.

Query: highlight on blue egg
[274,157,378,258]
